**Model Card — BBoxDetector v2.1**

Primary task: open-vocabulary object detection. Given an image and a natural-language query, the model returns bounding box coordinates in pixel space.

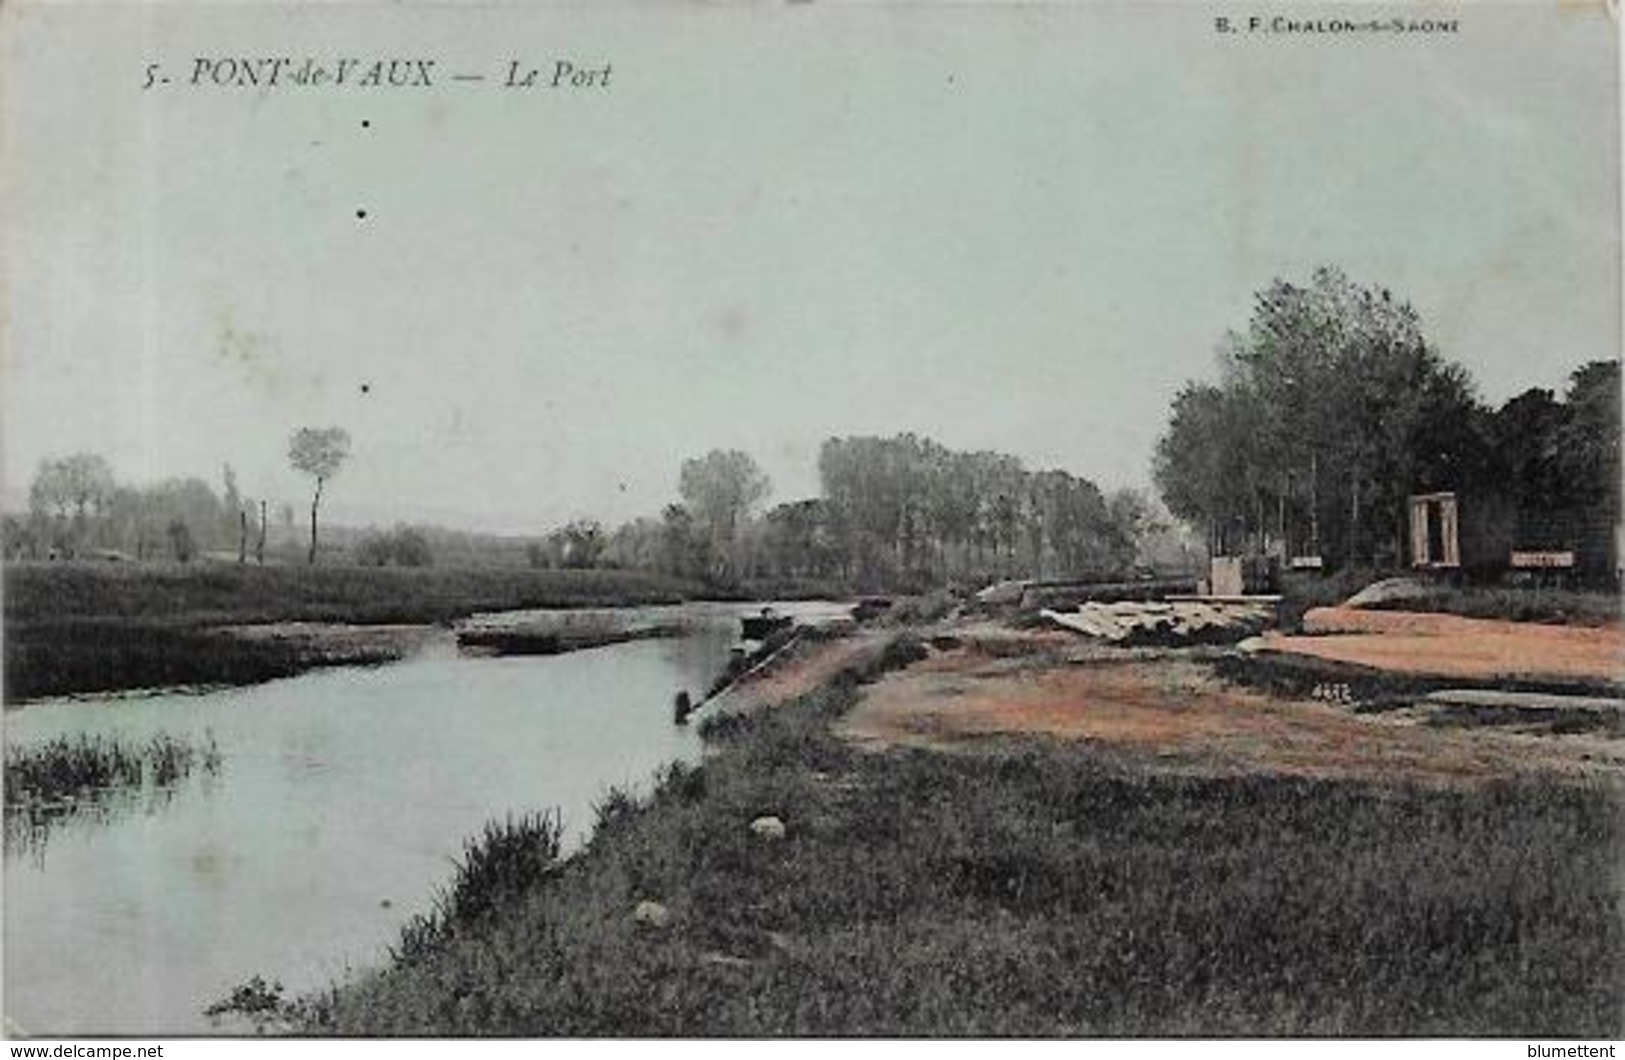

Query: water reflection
[4,734,224,862]
[6,784,187,865]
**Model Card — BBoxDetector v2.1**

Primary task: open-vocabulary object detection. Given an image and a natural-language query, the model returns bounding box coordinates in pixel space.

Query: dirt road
[703,629,893,717]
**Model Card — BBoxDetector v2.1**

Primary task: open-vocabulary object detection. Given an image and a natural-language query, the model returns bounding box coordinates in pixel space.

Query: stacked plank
[1040,598,1278,646]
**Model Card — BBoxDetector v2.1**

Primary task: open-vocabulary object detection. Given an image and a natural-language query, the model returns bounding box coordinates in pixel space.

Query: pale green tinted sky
[3,2,1617,531]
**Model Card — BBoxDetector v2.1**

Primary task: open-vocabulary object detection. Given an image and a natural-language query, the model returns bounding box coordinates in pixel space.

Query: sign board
[1509,550,1575,569]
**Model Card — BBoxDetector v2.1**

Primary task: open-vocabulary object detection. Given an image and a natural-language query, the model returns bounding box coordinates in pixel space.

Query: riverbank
[3,562,704,702]
[289,622,1623,1036]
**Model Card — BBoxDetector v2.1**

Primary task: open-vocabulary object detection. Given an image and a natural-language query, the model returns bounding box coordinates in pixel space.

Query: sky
[2,2,1618,533]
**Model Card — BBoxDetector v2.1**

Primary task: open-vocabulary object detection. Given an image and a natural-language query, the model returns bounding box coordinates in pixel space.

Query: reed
[4,731,222,806]
[392,811,565,966]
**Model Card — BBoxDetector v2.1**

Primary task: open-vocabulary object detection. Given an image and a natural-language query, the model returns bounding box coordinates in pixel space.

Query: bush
[394,812,565,965]
[354,527,434,568]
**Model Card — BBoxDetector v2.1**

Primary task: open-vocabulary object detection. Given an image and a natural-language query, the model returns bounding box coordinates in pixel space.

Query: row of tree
[812,436,1156,585]
[15,429,1173,590]
[530,438,1180,591]
[8,426,357,565]
[1153,267,1621,572]
[7,453,283,563]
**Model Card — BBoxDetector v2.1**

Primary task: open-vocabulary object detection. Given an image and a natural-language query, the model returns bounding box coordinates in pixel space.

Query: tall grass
[393,812,565,966]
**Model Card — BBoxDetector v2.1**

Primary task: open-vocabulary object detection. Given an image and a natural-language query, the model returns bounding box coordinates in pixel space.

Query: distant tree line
[1154,267,1621,573]
[7,424,357,566]
[6,454,273,563]
[537,438,1181,592]
[811,435,1152,586]
[11,433,1179,590]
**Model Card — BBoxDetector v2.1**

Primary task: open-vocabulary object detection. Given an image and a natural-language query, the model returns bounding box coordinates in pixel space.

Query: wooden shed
[1409,492,1460,569]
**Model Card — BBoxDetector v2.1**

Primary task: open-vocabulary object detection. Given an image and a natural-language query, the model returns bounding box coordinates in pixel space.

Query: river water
[2,601,847,1036]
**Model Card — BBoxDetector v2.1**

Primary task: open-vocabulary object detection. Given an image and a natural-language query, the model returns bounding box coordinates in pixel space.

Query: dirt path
[1260,607,1624,684]
[839,637,1624,784]
[704,630,893,716]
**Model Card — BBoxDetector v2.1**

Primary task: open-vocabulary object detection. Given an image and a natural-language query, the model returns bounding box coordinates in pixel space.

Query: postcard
[2,0,1619,1043]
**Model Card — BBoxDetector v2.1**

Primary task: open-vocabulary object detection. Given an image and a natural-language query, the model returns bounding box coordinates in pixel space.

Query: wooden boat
[740,608,793,641]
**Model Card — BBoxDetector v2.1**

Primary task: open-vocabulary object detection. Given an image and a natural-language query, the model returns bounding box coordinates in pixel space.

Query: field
[288,630,1624,1037]
[2,562,701,701]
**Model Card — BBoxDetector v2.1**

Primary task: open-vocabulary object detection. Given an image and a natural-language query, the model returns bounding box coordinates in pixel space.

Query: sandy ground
[1260,606,1625,684]
[836,632,1624,784]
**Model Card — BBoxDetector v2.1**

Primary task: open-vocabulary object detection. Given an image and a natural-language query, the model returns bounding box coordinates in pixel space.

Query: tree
[288,427,351,565]
[1556,361,1621,519]
[678,449,771,582]
[146,477,228,556]
[3,513,44,560]
[761,499,836,580]
[1105,487,1165,571]
[1154,268,1488,567]
[1025,471,1118,577]
[1553,360,1621,573]
[222,464,245,561]
[660,503,705,579]
[604,517,665,571]
[29,452,114,557]
[1153,381,1263,557]
[166,519,196,563]
[554,519,606,569]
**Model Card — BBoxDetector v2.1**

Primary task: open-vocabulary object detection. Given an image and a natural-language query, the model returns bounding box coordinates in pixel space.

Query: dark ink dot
[360,383,372,395]
[355,209,368,220]
[361,120,371,129]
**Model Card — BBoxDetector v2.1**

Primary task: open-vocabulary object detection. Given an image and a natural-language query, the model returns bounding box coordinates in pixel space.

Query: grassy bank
[3,562,703,701]
[1276,571,1621,630]
[1363,584,1621,627]
[292,643,1622,1037]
